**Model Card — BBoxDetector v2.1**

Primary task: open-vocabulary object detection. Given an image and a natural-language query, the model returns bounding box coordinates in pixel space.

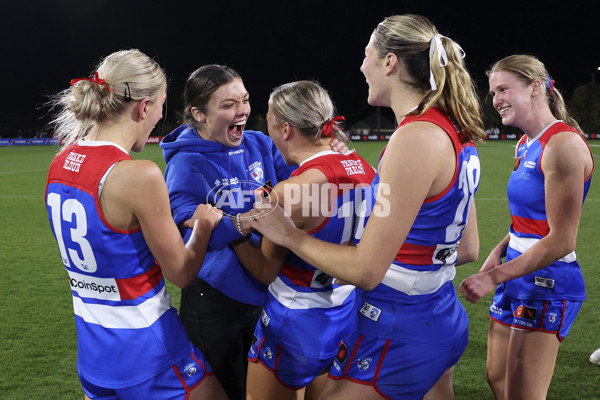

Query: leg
[246,361,304,400]
[485,320,510,400]
[179,279,261,400]
[189,375,229,400]
[304,370,329,400]
[317,377,383,400]
[423,366,455,400]
[504,329,560,400]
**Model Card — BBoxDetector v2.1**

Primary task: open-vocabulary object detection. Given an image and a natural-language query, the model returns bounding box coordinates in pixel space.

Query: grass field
[1,140,599,399]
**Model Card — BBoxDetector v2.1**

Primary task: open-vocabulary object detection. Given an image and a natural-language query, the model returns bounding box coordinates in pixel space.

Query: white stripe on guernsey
[381,264,456,296]
[299,150,338,166]
[72,286,172,329]
[77,139,129,155]
[269,276,355,310]
[508,233,576,263]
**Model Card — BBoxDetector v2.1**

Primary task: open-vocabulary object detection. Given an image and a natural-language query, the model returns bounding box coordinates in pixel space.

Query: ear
[384,52,399,76]
[531,79,543,98]
[191,107,207,123]
[137,98,152,120]
[282,122,293,141]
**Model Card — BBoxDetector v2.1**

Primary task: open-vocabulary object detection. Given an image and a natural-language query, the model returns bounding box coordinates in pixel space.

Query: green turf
[1,140,598,399]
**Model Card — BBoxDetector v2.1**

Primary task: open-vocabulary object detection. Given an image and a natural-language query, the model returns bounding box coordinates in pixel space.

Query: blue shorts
[248,322,333,389]
[328,329,468,400]
[489,284,582,341]
[80,350,213,400]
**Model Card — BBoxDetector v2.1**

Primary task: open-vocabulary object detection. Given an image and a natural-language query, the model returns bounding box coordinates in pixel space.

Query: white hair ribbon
[428,34,466,91]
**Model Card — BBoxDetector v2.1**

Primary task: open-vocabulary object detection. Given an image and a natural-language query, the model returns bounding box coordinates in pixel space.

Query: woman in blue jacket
[161,65,346,400]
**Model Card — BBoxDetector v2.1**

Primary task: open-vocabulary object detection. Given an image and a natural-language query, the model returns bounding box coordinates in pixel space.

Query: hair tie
[428,34,466,91]
[70,71,112,92]
[321,116,345,138]
[546,76,555,96]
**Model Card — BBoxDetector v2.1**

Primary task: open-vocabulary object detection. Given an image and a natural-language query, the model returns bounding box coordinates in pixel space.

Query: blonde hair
[269,80,347,143]
[50,49,166,148]
[487,54,582,133]
[372,14,485,142]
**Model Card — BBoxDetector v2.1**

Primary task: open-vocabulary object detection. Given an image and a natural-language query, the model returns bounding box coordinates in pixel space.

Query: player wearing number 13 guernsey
[46,141,197,387]
[44,49,227,399]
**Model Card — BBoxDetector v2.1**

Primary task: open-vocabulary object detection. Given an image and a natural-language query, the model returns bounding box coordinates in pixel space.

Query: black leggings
[179,278,261,400]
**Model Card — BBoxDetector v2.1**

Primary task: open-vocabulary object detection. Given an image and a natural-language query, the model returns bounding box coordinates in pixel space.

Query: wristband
[235,213,246,236]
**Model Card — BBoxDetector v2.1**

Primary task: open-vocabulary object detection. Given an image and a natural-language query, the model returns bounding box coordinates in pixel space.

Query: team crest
[357,357,372,371]
[183,362,198,377]
[249,161,264,182]
[263,346,273,360]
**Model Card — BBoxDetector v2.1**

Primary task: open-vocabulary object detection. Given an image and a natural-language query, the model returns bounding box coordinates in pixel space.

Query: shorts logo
[548,312,558,324]
[263,346,273,360]
[183,362,197,377]
[490,301,503,315]
[335,341,349,365]
[360,302,382,322]
[357,357,372,371]
[534,276,555,289]
[261,309,271,327]
[514,305,537,321]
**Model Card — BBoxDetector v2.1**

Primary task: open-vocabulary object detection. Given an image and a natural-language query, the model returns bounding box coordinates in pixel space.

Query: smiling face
[194,77,250,147]
[488,70,535,129]
[360,33,388,107]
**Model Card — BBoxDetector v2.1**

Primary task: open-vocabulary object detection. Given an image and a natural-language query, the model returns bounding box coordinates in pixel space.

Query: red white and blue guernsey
[356,107,479,345]
[258,150,376,359]
[45,140,196,388]
[502,120,593,301]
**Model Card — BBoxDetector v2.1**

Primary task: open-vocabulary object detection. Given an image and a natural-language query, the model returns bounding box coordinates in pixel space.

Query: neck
[390,87,423,123]
[519,102,557,139]
[290,138,333,165]
[86,119,137,153]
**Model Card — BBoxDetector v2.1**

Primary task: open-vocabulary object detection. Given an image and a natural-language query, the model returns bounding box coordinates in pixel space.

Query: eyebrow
[219,93,249,104]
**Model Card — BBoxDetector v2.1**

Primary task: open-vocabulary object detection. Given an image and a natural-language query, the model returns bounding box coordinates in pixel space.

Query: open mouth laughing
[228,120,246,140]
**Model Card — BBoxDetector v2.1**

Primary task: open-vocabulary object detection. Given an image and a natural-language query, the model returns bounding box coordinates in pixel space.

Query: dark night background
[1,0,598,137]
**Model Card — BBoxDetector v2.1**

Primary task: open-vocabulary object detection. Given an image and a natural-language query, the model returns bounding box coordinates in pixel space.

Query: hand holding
[182,204,223,230]
[247,196,297,247]
[329,138,354,154]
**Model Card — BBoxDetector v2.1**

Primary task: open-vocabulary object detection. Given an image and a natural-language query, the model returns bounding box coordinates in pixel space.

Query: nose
[492,93,502,109]
[240,101,251,116]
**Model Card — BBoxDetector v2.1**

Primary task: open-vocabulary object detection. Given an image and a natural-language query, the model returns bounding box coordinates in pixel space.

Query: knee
[485,365,504,394]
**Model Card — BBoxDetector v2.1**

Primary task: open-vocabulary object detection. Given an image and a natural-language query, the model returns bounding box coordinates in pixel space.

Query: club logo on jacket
[249,161,264,182]
[261,309,271,327]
